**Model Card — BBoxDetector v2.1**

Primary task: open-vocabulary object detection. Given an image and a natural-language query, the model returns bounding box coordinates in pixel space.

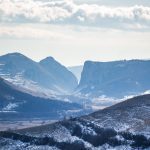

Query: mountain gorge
[68,65,83,82]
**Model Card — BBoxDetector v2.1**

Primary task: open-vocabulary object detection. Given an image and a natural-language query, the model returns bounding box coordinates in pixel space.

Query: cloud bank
[0,25,72,39]
[0,0,150,30]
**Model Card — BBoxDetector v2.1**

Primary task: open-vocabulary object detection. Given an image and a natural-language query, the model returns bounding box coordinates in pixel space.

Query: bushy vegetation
[0,119,150,149]
[61,118,150,149]
[0,131,87,150]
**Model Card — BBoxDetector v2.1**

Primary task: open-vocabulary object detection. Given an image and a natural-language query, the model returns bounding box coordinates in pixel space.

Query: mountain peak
[39,56,78,93]
[0,52,33,62]
[39,56,57,65]
[2,52,25,58]
[41,56,55,62]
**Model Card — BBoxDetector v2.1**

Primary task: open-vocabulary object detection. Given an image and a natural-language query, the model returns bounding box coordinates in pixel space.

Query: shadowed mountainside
[0,77,83,120]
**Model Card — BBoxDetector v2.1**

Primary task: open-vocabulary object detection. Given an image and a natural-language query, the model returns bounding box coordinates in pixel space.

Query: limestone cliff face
[78,60,150,98]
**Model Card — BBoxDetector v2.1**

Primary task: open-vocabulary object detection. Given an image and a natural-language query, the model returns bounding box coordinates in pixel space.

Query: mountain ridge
[0,52,78,96]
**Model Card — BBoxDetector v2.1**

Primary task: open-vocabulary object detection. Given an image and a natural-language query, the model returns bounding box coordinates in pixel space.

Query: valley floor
[0,120,56,131]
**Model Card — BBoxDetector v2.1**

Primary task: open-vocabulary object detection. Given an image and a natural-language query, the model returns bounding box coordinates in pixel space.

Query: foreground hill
[0,53,78,96]
[84,94,150,136]
[0,77,83,120]
[77,60,150,98]
[0,94,150,149]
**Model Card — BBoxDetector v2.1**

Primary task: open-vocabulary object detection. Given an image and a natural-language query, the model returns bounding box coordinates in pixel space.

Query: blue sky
[0,0,150,66]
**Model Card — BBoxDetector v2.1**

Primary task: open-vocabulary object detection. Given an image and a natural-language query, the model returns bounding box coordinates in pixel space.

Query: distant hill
[77,60,150,98]
[0,53,78,96]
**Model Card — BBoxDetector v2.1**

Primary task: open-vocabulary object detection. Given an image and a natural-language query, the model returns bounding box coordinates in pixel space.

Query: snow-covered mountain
[0,77,83,120]
[68,65,83,82]
[0,94,150,149]
[0,53,78,96]
[77,60,150,98]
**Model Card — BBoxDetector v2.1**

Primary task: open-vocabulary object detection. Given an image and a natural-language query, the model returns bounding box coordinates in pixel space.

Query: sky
[0,0,150,66]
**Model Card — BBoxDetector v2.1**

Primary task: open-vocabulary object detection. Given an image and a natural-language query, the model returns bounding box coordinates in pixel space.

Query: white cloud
[0,0,150,30]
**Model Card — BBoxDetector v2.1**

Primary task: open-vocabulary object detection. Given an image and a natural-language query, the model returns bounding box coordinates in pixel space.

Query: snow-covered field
[0,72,58,98]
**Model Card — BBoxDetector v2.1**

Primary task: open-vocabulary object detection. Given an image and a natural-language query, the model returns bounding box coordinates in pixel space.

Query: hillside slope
[0,94,150,149]
[0,77,82,120]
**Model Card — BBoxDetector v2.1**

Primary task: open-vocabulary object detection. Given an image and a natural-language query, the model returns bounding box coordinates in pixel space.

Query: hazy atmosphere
[0,0,150,66]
